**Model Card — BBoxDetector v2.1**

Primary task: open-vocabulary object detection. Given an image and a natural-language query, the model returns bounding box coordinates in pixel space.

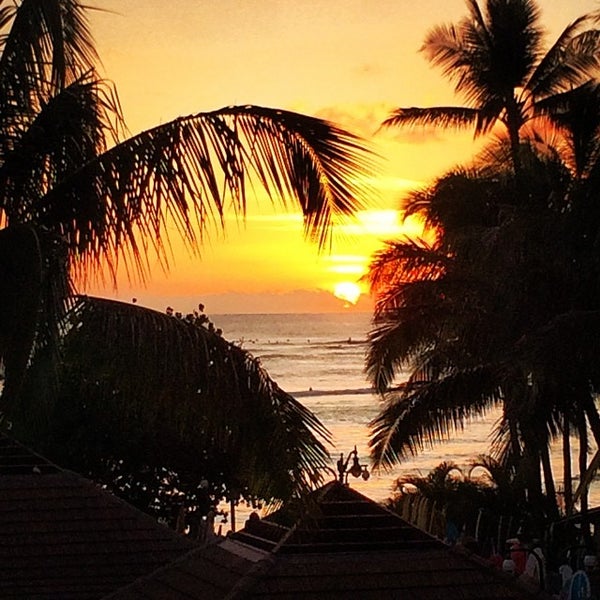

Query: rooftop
[108,481,549,599]
[0,435,195,599]
[0,436,550,598]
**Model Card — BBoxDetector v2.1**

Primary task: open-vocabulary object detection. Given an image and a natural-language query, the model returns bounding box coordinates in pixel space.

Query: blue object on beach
[569,570,591,599]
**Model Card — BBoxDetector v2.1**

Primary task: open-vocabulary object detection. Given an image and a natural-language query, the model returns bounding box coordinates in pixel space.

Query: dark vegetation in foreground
[3,4,600,585]
[12,302,331,532]
[388,460,600,595]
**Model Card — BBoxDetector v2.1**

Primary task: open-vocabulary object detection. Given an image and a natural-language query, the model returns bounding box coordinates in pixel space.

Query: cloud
[325,254,368,264]
[328,264,365,275]
[121,289,373,315]
[313,102,452,146]
[314,102,392,138]
[378,124,447,145]
[232,212,303,231]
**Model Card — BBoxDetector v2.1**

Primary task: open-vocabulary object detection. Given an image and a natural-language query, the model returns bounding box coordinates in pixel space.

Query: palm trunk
[0,226,43,415]
[505,98,523,177]
[541,444,559,520]
[570,396,600,511]
[563,416,573,516]
[522,440,543,505]
[582,394,600,447]
[577,410,591,542]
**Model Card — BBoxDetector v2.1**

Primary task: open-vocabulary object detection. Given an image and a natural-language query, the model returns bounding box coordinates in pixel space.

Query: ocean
[213,312,502,504]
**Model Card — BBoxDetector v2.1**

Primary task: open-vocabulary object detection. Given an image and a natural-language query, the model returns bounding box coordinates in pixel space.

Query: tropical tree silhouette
[366,131,600,519]
[0,1,376,512]
[382,0,600,173]
[388,457,524,546]
[13,297,333,527]
[367,0,600,521]
[367,109,600,522]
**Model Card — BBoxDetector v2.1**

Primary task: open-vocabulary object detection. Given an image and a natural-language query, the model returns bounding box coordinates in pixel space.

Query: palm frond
[366,314,419,392]
[367,238,446,297]
[416,166,501,233]
[536,81,600,177]
[464,0,489,41]
[468,454,504,485]
[39,105,375,284]
[0,72,121,225]
[421,22,470,81]
[52,296,331,500]
[369,367,502,469]
[519,310,600,387]
[395,461,464,495]
[366,280,455,392]
[483,0,542,83]
[528,14,600,98]
[426,0,541,108]
[0,225,42,416]
[0,0,97,161]
[382,106,479,131]
[400,165,499,234]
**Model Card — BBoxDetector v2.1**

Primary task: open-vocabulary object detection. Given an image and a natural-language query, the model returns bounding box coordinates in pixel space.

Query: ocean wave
[257,353,316,361]
[313,339,367,347]
[259,352,365,364]
[292,387,375,398]
[239,338,367,348]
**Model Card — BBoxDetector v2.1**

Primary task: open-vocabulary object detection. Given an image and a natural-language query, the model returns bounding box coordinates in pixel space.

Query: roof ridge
[0,434,63,474]
[100,538,226,600]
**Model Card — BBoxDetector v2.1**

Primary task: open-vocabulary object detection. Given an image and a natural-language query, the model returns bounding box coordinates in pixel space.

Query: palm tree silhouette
[367,0,600,520]
[382,0,600,173]
[0,1,375,508]
[366,136,599,516]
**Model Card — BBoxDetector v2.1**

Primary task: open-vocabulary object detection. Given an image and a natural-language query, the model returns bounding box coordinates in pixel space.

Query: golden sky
[85,0,598,313]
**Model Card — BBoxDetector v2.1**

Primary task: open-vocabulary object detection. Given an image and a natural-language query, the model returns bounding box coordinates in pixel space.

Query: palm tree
[12,297,332,526]
[382,0,600,173]
[368,1,600,521]
[368,113,600,520]
[0,1,376,508]
[388,457,524,545]
[366,140,583,519]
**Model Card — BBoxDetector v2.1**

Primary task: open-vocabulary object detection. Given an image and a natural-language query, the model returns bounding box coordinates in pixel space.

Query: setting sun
[333,282,362,305]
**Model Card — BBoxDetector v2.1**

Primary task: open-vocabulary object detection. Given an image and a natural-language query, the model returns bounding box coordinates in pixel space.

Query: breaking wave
[292,387,374,398]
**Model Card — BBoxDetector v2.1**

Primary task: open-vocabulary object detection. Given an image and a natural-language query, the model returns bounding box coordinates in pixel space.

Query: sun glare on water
[333,281,362,305]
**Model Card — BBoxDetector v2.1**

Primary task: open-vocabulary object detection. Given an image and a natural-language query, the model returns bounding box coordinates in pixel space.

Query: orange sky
[85,0,597,314]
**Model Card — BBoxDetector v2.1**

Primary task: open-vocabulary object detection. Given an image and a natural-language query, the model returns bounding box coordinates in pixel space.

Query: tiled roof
[103,539,266,600]
[0,436,549,599]
[0,436,195,599]
[246,551,529,599]
[0,433,62,475]
[238,481,443,554]
[235,482,546,599]
[106,481,550,599]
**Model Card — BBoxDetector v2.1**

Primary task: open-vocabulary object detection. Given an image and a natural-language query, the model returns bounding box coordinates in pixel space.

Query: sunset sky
[85,0,598,313]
